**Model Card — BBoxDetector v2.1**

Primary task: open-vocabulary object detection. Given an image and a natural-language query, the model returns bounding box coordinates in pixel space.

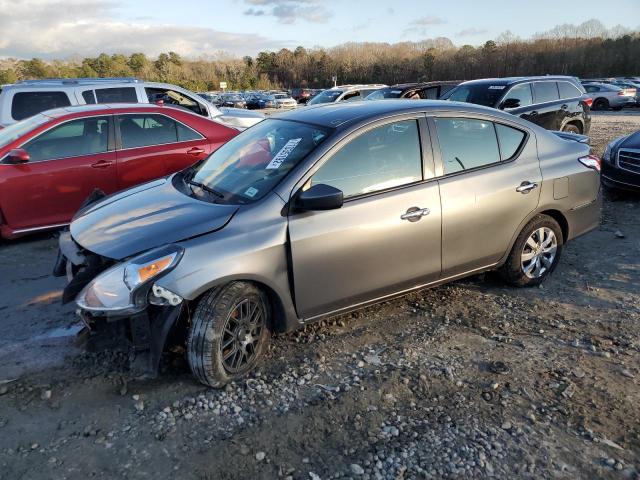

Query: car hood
[215,107,264,130]
[619,131,640,149]
[70,177,238,260]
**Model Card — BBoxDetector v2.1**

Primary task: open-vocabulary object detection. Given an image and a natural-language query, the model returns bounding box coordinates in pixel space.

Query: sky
[0,0,638,59]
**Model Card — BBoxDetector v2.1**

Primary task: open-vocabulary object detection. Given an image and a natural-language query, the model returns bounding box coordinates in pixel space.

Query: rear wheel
[593,98,609,111]
[500,215,563,287]
[187,282,270,387]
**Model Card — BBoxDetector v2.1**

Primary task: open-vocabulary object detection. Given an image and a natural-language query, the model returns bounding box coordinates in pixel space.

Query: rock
[309,473,321,480]
[350,464,365,475]
[41,389,52,400]
[364,354,382,366]
[614,230,625,239]
[132,394,140,401]
[256,451,266,461]
[501,422,512,430]
[572,369,586,379]
[134,400,144,412]
[240,445,250,455]
[600,438,624,450]
[621,369,634,379]
[0,386,7,396]
[605,458,616,467]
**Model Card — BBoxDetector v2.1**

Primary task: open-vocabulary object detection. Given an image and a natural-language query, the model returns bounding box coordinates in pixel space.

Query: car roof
[272,99,508,129]
[459,76,578,87]
[39,103,188,119]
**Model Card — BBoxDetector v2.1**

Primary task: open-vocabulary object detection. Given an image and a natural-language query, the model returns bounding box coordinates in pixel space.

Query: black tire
[612,107,623,111]
[593,98,609,111]
[500,215,564,287]
[187,282,270,388]
[561,123,581,134]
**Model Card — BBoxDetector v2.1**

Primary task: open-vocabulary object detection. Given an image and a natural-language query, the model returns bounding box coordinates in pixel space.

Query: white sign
[266,138,302,169]
[219,81,227,89]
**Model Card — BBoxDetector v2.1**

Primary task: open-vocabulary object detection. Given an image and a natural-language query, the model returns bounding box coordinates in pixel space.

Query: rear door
[531,81,562,130]
[431,115,541,276]
[288,117,441,319]
[0,116,116,231]
[115,112,209,189]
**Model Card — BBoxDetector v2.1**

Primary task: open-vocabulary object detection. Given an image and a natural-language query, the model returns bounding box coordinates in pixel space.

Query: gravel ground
[0,114,639,480]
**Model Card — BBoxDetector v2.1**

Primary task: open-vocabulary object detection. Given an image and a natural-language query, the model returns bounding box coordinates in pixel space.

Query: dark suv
[443,76,591,134]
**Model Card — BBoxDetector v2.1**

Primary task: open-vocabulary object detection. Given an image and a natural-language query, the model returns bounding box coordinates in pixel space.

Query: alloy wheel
[221,298,265,373]
[521,227,558,279]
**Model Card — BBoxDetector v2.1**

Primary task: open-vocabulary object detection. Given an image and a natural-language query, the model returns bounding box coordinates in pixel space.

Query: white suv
[0,78,264,130]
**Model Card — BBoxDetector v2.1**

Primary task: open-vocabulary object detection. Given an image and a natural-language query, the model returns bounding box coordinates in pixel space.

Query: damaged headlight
[76,245,184,315]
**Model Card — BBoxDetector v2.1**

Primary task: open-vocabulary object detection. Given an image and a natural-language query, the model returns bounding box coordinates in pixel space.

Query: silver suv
[58,100,602,387]
[307,84,387,105]
[0,78,264,130]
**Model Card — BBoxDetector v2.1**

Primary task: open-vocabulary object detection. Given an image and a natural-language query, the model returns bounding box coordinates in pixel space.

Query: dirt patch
[0,114,639,479]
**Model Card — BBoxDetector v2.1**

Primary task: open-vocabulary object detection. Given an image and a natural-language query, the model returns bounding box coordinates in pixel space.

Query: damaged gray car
[56,100,601,387]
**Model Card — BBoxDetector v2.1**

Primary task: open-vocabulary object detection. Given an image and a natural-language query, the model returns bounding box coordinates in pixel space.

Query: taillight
[583,97,593,108]
[579,154,601,172]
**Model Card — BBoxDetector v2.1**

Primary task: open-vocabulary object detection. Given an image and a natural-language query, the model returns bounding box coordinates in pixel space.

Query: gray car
[582,82,636,110]
[58,100,602,387]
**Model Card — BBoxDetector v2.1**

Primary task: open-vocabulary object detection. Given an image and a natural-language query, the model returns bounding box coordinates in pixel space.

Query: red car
[0,104,239,239]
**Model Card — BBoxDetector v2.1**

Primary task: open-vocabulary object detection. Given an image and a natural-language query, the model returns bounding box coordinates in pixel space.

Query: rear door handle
[91,160,113,169]
[530,111,538,116]
[401,207,430,222]
[516,181,538,194]
[187,147,205,156]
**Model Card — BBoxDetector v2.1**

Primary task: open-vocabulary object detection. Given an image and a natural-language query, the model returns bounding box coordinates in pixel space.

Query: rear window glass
[11,91,71,121]
[558,81,582,99]
[533,82,559,103]
[95,87,138,103]
[435,118,500,174]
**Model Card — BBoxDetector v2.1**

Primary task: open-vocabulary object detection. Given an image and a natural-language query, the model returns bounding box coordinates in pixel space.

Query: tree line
[0,19,638,91]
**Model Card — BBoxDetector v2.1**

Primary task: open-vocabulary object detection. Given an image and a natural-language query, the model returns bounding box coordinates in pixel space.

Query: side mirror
[501,98,521,109]
[6,148,30,164]
[295,183,343,211]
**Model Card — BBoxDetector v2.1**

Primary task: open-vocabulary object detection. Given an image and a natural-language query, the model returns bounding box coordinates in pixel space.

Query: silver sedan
[60,100,602,387]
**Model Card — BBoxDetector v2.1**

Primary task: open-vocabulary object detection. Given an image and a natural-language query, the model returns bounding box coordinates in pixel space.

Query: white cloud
[404,15,447,36]
[456,27,488,37]
[0,0,286,59]
[243,0,331,24]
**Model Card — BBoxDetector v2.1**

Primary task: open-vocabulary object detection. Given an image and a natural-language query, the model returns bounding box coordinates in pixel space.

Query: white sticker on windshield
[392,90,402,94]
[244,187,258,198]
[488,85,506,90]
[266,138,302,169]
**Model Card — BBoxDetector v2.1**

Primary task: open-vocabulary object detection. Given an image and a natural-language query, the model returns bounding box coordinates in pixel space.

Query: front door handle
[401,207,430,222]
[187,147,205,156]
[516,181,538,194]
[530,111,538,116]
[91,160,113,169]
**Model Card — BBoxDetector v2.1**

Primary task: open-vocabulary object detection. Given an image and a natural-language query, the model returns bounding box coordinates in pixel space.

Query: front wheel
[187,282,271,387]
[500,215,564,287]
[562,123,581,134]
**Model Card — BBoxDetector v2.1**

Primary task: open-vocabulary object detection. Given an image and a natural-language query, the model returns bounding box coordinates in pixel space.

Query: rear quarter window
[11,91,71,121]
[558,81,582,100]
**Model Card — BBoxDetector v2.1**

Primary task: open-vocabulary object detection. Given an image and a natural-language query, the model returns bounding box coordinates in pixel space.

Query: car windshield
[225,95,243,101]
[444,84,505,107]
[275,94,288,99]
[0,114,50,150]
[308,89,343,105]
[366,88,404,100]
[188,119,330,203]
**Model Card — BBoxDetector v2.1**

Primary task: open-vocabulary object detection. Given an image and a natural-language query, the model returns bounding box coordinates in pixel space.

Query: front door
[0,116,117,231]
[288,118,442,319]
[431,116,542,276]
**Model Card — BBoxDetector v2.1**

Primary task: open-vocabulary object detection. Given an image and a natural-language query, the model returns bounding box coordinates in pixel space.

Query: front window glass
[0,114,50,150]
[189,119,329,203]
[307,90,343,105]
[311,120,422,198]
[445,84,504,107]
[502,83,532,108]
[558,81,582,99]
[22,117,110,162]
[435,118,500,174]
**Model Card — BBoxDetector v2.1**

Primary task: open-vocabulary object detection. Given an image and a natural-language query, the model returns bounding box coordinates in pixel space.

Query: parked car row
[198,90,301,110]
[580,77,640,110]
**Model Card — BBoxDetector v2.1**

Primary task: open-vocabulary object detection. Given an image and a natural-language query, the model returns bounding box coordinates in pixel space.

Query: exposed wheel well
[563,121,583,134]
[539,209,569,244]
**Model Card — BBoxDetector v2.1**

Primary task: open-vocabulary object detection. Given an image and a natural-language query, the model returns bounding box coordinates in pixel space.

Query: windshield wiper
[188,180,225,199]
